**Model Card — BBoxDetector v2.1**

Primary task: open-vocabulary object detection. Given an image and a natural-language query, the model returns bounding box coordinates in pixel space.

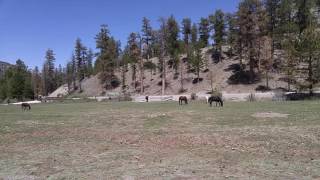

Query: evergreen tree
[209,9,226,62]
[74,38,88,91]
[128,32,140,90]
[191,23,198,47]
[142,17,153,60]
[264,0,280,55]
[42,49,56,95]
[86,49,94,77]
[95,25,118,89]
[190,44,204,82]
[66,61,74,93]
[32,66,42,98]
[282,35,298,91]
[295,0,316,34]
[182,18,192,46]
[296,25,320,95]
[199,18,210,48]
[237,0,266,82]
[166,15,180,72]
[159,17,168,95]
[225,13,238,54]
[11,60,27,100]
[120,46,130,92]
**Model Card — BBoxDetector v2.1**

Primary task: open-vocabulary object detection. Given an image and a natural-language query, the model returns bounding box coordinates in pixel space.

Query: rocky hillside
[0,61,12,78]
[51,47,288,97]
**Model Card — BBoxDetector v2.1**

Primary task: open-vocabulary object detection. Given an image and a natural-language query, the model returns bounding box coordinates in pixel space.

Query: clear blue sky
[0,0,240,69]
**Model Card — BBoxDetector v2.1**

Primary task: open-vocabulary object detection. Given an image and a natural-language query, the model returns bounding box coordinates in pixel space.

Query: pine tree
[66,61,74,93]
[282,35,298,91]
[182,18,192,46]
[74,38,87,91]
[191,23,198,47]
[264,0,280,54]
[142,17,153,60]
[166,15,180,72]
[209,9,225,62]
[237,0,266,83]
[225,13,238,54]
[11,60,27,100]
[86,49,94,77]
[32,66,42,98]
[95,25,118,89]
[128,32,140,90]
[42,49,56,95]
[159,17,168,95]
[295,0,316,34]
[121,46,130,92]
[190,43,204,82]
[296,25,320,95]
[199,18,210,48]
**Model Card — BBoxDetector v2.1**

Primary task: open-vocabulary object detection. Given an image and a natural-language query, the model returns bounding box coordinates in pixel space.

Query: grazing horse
[21,103,31,111]
[179,96,188,105]
[208,96,223,107]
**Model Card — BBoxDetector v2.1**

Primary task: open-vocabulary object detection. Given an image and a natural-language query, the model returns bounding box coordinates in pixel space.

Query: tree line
[1,0,320,101]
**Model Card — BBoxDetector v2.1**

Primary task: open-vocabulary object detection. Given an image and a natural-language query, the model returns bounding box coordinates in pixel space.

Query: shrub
[192,78,203,84]
[110,77,120,88]
[191,93,197,100]
[256,85,271,92]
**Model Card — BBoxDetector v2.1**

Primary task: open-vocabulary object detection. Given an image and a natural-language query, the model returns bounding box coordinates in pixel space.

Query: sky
[0,0,240,69]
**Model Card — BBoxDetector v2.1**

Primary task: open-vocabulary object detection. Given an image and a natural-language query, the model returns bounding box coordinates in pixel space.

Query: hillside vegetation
[61,47,288,97]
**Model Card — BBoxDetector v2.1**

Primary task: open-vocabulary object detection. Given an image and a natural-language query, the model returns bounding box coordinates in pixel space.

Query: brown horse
[179,96,188,105]
[21,103,31,111]
[208,96,223,107]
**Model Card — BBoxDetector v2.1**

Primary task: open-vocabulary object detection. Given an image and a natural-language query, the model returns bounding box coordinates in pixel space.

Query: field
[0,101,320,179]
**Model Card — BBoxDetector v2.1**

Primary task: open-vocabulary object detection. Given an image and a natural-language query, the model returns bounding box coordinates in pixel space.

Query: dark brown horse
[179,96,188,105]
[208,96,223,107]
[21,103,31,111]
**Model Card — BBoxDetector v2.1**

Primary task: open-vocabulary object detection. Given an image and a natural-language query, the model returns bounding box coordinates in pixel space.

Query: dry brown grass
[0,101,320,179]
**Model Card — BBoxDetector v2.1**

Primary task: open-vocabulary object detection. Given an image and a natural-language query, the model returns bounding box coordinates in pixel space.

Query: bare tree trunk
[239,41,243,71]
[210,71,214,92]
[266,70,269,89]
[180,60,184,91]
[140,60,144,94]
[308,55,313,96]
[162,56,166,96]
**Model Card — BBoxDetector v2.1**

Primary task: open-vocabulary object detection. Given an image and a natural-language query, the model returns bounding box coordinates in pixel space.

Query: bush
[192,78,203,84]
[191,93,197,100]
[256,85,271,92]
[110,77,120,88]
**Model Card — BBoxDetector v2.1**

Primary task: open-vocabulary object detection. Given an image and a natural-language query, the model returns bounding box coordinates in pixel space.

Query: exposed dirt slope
[51,47,287,97]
